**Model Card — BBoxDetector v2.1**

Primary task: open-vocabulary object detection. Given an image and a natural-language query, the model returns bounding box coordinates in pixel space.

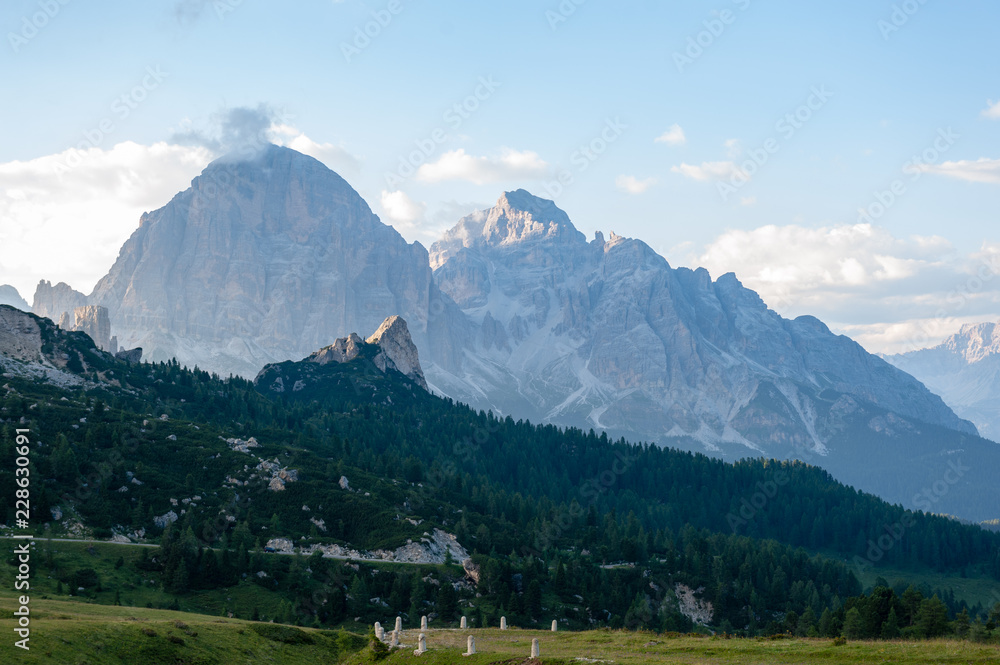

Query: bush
[833,636,847,646]
[248,623,315,645]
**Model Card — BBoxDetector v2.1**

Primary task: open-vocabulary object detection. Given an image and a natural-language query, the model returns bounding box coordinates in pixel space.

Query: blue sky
[1,0,998,353]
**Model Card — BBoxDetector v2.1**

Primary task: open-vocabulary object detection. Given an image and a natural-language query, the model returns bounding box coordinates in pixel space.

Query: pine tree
[915,596,950,638]
[954,608,971,638]
[881,607,901,639]
[843,607,864,639]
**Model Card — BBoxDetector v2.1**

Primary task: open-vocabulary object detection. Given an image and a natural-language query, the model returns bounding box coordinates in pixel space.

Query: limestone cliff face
[87,145,469,378]
[0,306,44,362]
[32,280,86,323]
[365,315,427,390]
[431,190,978,455]
[886,322,1000,441]
[71,305,113,352]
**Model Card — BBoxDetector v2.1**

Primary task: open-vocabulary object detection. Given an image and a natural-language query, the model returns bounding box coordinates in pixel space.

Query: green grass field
[3,593,999,664]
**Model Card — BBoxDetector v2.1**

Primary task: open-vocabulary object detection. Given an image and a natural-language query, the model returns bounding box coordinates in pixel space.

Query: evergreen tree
[881,607,901,639]
[843,607,864,639]
[915,596,950,638]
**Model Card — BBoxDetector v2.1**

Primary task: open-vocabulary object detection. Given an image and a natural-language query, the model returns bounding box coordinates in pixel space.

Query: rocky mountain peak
[366,315,427,389]
[482,189,585,247]
[85,144,464,379]
[948,321,999,363]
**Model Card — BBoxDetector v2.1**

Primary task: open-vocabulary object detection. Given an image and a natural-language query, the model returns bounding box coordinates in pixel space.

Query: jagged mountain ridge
[886,322,1000,441]
[431,190,977,455]
[21,145,994,517]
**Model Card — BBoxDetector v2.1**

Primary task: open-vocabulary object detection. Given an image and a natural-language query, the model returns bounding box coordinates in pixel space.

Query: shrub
[248,623,315,645]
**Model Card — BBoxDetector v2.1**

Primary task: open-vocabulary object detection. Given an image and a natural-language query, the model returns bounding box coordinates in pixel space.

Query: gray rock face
[885,322,1000,441]
[366,315,427,390]
[0,285,30,312]
[431,190,977,456]
[0,306,44,362]
[87,145,469,378]
[32,280,86,323]
[71,305,113,352]
[303,315,428,390]
[115,347,143,364]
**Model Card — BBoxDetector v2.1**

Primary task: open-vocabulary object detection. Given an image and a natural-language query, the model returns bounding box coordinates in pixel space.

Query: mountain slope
[429,191,1000,518]
[0,284,30,311]
[85,145,469,378]
[886,322,1000,441]
[431,190,975,445]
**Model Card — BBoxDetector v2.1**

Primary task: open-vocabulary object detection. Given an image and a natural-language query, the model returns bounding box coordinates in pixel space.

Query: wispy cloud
[918,158,1000,184]
[671,160,745,181]
[416,148,548,184]
[380,190,426,228]
[681,224,1000,354]
[983,100,1000,119]
[615,175,657,194]
[655,124,686,146]
[0,142,213,298]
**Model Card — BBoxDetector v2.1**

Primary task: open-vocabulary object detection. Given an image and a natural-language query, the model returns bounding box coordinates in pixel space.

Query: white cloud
[655,124,686,146]
[682,224,1000,354]
[739,196,756,206]
[615,175,657,194]
[272,125,361,175]
[724,138,742,159]
[416,148,548,185]
[918,158,1000,184]
[379,190,426,227]
[983,100,1000,119]
[671,161,745,182]
[0,115,362,299]
[0,141,214,298]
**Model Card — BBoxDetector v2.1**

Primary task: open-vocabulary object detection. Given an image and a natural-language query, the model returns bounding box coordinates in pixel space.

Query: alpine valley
[4,141,1000,644]
[25,145,1000,522]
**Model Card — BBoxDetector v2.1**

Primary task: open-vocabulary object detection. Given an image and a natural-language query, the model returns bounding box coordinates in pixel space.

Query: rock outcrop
[365,315,427,390]
[297,315,428,390]
[32,280,86,323]
[86,144,469,378]
[0,285,30,312]
[886,322,1000,441]
[70,305,113,352]
[0,305,44,363]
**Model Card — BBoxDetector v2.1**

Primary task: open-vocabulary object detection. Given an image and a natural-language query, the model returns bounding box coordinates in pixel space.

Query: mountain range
[23,145,1000,520]
[886,322,1000,442]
